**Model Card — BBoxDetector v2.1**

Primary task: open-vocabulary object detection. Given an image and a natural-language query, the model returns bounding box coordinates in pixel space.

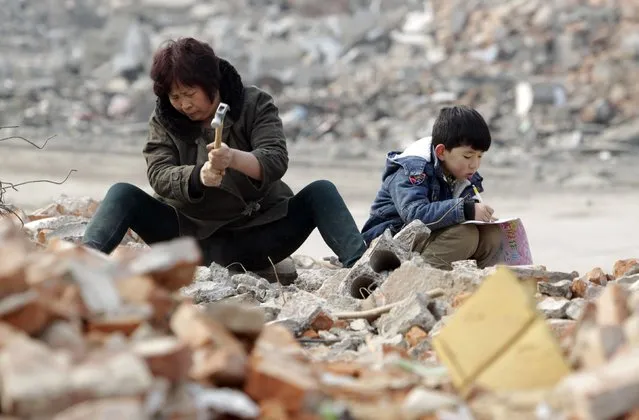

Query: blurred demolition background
[1,0,638,272]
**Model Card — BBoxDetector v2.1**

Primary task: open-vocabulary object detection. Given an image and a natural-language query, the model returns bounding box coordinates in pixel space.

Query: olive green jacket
[142,60,293,239]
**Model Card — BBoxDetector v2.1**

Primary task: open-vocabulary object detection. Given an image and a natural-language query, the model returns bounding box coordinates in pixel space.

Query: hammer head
[210,102,230,129]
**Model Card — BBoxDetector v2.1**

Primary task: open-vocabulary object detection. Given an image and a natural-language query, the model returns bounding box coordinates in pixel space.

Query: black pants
[82,180,366,269]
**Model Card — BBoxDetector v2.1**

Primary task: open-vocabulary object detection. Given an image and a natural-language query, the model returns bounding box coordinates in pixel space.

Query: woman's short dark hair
[150,37,221,101]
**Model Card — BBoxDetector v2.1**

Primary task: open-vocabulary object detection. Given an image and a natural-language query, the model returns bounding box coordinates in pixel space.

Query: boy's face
[435,144,483,180]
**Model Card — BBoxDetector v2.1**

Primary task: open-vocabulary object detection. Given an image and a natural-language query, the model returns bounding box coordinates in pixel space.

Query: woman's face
[169,82,220,123]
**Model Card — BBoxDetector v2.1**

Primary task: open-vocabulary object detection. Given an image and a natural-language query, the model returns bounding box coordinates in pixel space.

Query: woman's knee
[104,182,145,204]
[303,180,338,197]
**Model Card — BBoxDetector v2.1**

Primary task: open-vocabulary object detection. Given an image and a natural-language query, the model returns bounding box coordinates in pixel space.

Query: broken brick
[245,325,319,415]
[301,329,319,339]
[127,237,202,292]
[614,258,639,279]
[115,275,175,328]
[596,283,630,326]
[0,290,50,335]
[190,346,247,387]
[584,267,609,286]
[132,336,192,382]
[202,302,265,337]
[309,311,335,331]
[0,337,73,417]
[452,292,473,308]
[405,326,429,348]
[554,348,639,420]
[87,308,151,337]
[52,398,144,420]
[571,278,604,299]
[170,304,245,352]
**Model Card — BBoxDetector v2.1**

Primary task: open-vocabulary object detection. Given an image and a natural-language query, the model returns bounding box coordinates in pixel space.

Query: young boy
[361,106,502,270]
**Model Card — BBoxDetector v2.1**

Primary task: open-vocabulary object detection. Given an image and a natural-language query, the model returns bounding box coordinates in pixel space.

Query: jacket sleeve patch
[409,173,426,185]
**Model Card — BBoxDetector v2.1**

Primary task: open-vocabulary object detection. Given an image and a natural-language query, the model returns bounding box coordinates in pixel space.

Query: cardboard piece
[432,267,571,397]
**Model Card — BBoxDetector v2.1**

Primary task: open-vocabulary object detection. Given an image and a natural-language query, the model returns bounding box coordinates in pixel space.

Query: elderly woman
[82,37,366,281]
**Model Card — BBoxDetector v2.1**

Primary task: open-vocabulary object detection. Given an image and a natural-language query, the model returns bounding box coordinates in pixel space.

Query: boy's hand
[200,161,224,187]
[474,203,495,222]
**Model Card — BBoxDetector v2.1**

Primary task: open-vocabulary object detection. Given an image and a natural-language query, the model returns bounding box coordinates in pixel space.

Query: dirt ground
[2,146,637,275]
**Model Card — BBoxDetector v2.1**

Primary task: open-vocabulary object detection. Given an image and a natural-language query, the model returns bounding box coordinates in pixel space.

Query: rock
[553,348,639,420]
[547,319,577,342]
[180,280,237,304]
[614,259,639,279]
[368,260,483,307]
[349,319,370,332]
[596,284,630,326]
[392,220,431,253]
[571,278,605,300]
[294,268,335,293]
[376,293,437,337]
[128,237,202,292]
[404,326,429,348]
[202,302,265,337]
[537,298,570,319]
[52,399,144,419]
[131,336,192,382]
[566,298,587,321]
[616,274,639,286]
[275,291,328,335]
[337,230,407,299]
[244,325,320,416]
[401,388,461,417]
[193,266,212,283]
[584,267,610,286]
[427,299,451,321]
[538,280,573,299]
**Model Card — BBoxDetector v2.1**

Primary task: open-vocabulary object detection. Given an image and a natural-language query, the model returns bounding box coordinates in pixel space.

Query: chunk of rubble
[274,291,328,336]
[28,196,100,221]
[337,230,407,299]
[553,348,639,420]
[566,298,587,321]
[376,293,437,337]
[537,298,570,319]
[366,260,483,307]
[538,280,573,299]
[583,267,611,286]
[127,237,202,292]
[392,220,431,254]
[571,278,605,300]
[613,258,639,279]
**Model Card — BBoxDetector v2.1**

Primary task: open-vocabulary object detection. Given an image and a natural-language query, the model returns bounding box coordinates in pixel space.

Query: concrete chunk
[537,298,570,319]
[376,293,437,336]
[393,220,431,254]
[538,280,573,299]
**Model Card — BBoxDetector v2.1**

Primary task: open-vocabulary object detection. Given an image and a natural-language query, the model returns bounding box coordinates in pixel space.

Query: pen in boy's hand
[472,185,483,203]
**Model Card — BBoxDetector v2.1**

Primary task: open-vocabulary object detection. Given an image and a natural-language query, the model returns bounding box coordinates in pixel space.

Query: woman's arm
[229,149,262,181]
[144,117,204,203]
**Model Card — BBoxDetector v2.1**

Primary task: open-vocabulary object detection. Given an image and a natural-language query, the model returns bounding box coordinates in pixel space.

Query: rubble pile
[1,0,639,182]
[1,196,639,419]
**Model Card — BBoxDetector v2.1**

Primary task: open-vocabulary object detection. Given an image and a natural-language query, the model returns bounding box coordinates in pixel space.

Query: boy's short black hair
[431,106,491,151]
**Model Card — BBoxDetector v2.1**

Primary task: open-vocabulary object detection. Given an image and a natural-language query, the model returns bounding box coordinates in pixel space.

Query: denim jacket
[361,137,484,245]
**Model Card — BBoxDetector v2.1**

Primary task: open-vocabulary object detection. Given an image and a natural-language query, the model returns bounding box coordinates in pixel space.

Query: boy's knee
[475,225,503,267]
[437,224,480,255]
[479,225,502,249]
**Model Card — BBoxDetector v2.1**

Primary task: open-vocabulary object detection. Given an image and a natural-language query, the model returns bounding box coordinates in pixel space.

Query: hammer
[210,102,230,149]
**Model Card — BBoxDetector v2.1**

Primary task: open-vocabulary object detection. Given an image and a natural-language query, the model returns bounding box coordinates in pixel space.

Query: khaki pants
[420,224,502,270]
